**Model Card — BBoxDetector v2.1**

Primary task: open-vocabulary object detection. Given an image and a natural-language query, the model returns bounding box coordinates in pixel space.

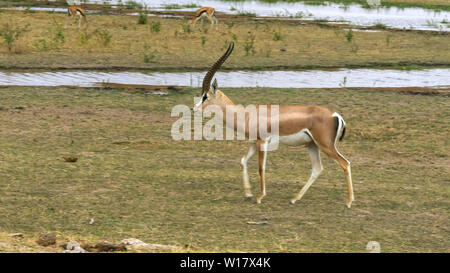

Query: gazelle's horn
[201,42,234,95]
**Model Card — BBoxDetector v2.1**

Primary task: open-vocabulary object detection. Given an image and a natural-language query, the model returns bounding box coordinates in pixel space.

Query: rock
[64,241,88,253]
[120,238,181,252]
[247,221,268,225]
[36,233,56,246]
[63,156,78,162]
[9,233,23,238]
[81,241,127,253]
[146,243,181,252]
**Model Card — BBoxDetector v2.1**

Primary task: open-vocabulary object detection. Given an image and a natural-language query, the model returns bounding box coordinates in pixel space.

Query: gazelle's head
[193,42,234,112]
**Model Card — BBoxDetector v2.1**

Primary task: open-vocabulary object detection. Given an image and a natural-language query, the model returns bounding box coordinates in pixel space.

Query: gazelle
[192,43,355,208]
[190,7,218,28]
[66,5,87,28]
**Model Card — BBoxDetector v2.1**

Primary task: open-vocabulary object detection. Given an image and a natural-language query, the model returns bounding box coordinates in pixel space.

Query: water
[1,69,449,88]
[88,0,450,31]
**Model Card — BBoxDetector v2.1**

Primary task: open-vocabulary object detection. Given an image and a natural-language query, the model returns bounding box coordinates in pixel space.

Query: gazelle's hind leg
[256,140,268,204]
[212,14,218,29]
[191,16,200,28]
[240,143,257,198]
[77,13,83,28]
[290,142,323,204]
[319,144,354,208]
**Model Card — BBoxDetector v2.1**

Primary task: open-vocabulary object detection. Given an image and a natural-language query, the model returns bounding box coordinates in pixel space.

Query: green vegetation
[94,28,112,47]
[237,11,257,17]
[0,22,29,52]
[150,21,162,33]
[162,3,200,10]
[142,44,157,63]
[0,86,448,252]
[138,12,147,25]
[124,0,143,10]
[1,11,448,70]
[345,29,353,42]
[244,32,256,55]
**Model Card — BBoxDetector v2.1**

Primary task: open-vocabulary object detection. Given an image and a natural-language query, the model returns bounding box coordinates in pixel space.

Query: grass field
[0,86,448,252]
[0,11,449,70]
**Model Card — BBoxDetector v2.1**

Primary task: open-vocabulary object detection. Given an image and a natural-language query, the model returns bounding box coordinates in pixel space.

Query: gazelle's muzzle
[192,96,204,112]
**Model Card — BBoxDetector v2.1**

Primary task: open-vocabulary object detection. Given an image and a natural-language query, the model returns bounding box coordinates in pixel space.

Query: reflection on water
[0,69,449,88]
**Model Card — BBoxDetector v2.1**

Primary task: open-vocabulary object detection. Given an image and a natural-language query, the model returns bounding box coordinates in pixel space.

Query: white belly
[279,129,313,146]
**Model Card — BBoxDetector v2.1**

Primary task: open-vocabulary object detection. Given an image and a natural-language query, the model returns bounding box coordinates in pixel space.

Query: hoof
[245,193,253,198]
[290,199,296,204]
[346,201,353,208]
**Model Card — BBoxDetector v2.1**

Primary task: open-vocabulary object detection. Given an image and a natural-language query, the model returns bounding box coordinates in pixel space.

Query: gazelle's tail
[332,112,346,143]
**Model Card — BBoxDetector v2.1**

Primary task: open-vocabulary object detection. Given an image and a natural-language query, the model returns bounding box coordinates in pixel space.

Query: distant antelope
[193,43,355,208]
[190,7,218,28]
[66,5,87,28]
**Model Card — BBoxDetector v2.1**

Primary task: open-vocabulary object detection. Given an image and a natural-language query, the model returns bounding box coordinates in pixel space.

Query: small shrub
[345,29,353,42]
[125,0,143,10]
[94,28,112,46]
[295,11,304,18]
[34,39,49,51]
[237,11,256,17]
[243,32,256,56]
[33,20,65,51]
[150,21,161,33]
[201,36,206,46]
[273,31,283,41]
[142,44,157,63]
[0,23,29,52]
[163,4,200,9]
[138,13,147,25]
[374,23,387,29]
[79,31,92,45]
[182,24,191,34]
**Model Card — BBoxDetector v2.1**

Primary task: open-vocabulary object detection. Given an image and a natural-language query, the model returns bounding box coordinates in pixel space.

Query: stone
[64,241,88,253]
[120,238,181,252]
[36,233,56,246]
[81,241,127,252]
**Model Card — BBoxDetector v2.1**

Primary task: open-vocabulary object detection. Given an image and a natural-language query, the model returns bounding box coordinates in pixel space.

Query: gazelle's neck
[213,90,248,133]
[214,90,238,114]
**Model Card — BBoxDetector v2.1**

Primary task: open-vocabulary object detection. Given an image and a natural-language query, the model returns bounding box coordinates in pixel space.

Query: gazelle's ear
[211,78,218,97]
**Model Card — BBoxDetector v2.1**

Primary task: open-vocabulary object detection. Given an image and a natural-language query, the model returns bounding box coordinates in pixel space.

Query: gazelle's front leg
[256,140,268,204]
[241,143,256,198]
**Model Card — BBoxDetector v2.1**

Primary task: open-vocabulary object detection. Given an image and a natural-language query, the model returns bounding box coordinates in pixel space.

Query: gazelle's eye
[202,94,208,102]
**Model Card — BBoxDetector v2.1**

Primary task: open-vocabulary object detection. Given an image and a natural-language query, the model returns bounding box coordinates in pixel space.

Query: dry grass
[0,11,449,70]
[0,86,448,252]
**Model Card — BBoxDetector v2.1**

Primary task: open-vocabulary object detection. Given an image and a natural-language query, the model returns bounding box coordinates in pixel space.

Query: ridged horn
[201,42,234,94]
